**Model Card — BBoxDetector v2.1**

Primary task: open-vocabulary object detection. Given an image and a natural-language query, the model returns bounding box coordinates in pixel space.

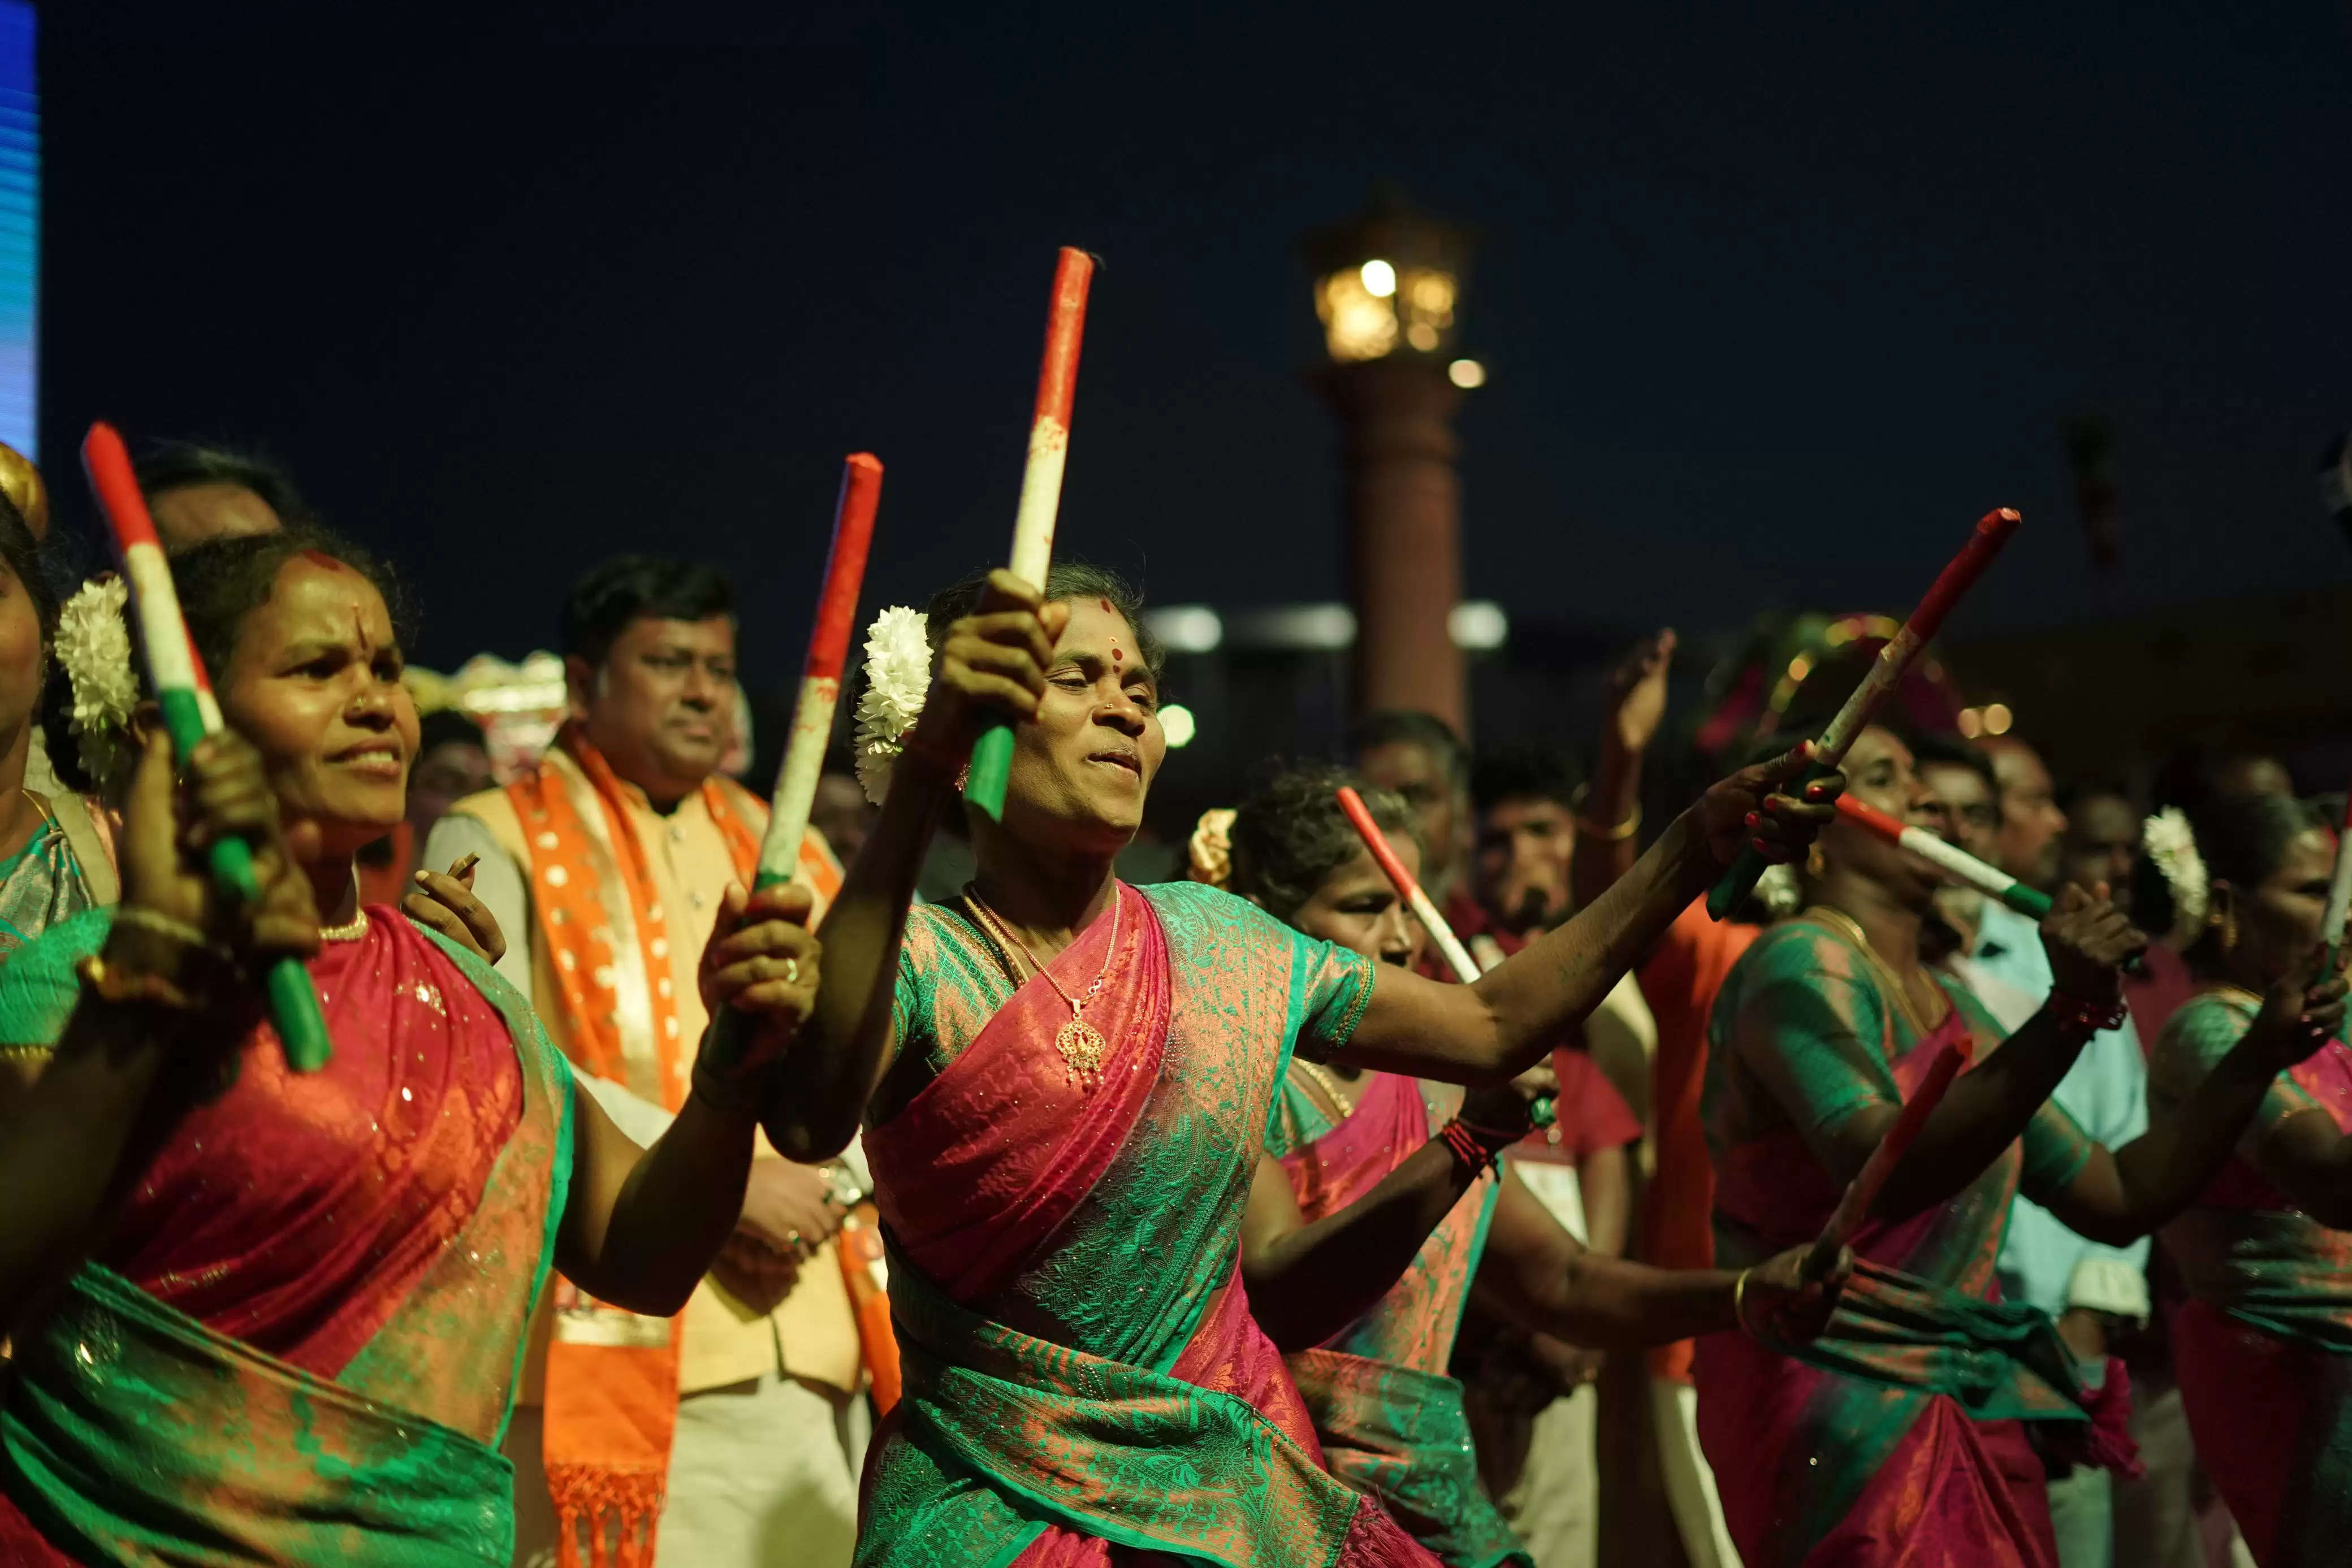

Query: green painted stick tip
[966,726,1014,822]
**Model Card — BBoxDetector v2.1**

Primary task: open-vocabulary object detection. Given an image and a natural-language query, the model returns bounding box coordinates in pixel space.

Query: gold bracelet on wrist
[1732,1267,1757,1338]
[1575,804,1641,842]
[75,952,204,1013]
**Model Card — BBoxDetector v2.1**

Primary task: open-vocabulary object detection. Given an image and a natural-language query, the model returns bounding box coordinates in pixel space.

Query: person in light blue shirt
[1918,734,2147,1568]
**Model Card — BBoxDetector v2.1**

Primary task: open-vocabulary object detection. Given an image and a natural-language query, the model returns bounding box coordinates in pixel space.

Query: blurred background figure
[133,440,309,551]
[1350,709,1473,910]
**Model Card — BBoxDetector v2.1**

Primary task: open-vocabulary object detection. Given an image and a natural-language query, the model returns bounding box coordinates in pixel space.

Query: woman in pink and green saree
[2142,793,2352,1567]
[766,564,1843,1568]
[1696,725,2342,1568]
[0,530,821,1567]
[1217,766,1840,1568]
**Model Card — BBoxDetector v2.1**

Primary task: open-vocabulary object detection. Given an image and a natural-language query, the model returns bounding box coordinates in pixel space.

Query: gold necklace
[1291,1058,1359,1123]
[963,889,1121,1088]
[319,908,371,943]
[1804,904,1947,1038]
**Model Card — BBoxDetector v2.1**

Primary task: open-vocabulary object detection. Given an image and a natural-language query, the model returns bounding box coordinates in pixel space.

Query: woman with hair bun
[1212,764,1838,1568]
[2142,794,2352,1566]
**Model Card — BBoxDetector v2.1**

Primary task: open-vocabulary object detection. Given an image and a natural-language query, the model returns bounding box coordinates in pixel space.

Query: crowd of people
[0,427,2337,1568]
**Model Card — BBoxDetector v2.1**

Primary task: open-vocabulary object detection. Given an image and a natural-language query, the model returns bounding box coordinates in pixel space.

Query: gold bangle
[113,906,230,959]
[1575,805,1641,842]
[75,952,204,1013]
[1732,1267,1756,1337]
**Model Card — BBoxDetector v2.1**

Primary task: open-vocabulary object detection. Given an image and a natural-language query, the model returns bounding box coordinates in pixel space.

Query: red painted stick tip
[1031,249,1096,429]
[1975,506,2023,539]
[803,455,888,685]
[1908,508,2024,637]
[1832,792,1904,841]
[80,421,166,553]
[1335,786,1422,898]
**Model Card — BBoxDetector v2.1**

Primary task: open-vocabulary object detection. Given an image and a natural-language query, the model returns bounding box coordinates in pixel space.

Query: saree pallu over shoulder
[863,882,1426,1567]
[2152,994,2352,1565]
[0,919,577,1566]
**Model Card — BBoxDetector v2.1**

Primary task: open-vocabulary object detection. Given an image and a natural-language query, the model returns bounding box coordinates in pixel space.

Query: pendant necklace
[964,887,1121,1089]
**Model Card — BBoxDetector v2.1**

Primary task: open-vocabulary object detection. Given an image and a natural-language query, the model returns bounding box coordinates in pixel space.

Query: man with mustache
[428,556,867,1568]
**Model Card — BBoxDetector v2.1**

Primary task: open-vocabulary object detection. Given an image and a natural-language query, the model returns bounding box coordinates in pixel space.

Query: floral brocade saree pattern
[0,908,576,1566]
[2152,994,2352,1566]
[1266,1071,1521,1568]
[1697,920,2105,1568]
[862,880,1441,1568]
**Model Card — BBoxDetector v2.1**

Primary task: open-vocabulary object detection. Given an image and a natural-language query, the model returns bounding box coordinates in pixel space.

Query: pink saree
[861,880,1438,1568]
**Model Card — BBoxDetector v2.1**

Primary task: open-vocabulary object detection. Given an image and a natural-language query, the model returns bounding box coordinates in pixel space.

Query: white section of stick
[759,673,839,884]
[123,545,204,711]
[1408,885,1482,984]
[2325,816,2352,948]
[1815,623,1921,765]
[1895,821,2021,902]
[1007,417,1067,588]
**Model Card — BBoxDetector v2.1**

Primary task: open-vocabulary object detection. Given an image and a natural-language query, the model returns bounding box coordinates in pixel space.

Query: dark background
[39,10,2352,691]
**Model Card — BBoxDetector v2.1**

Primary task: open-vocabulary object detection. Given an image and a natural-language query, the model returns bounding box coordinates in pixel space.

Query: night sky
[42,11,2352,686]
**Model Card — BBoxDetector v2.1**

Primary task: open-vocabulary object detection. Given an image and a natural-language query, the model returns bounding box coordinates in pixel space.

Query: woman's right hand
[907,570,1071,758]
[2242,943,2350,1075]
[112,728,321,1004]
[2038,883,2145,1008]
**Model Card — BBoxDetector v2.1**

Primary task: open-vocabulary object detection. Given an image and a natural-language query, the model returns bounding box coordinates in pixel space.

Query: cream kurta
[435,754,861,1399]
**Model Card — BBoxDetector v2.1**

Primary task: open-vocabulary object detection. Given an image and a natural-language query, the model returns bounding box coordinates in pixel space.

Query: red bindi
[1099,598,1112,612]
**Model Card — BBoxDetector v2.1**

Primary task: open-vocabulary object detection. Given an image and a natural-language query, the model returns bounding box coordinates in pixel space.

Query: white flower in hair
[54,574,137,788]
[1188,808,1236,887]
[1754,860,1805,918]
[853,606,933,805]
[2142,807,2208,931]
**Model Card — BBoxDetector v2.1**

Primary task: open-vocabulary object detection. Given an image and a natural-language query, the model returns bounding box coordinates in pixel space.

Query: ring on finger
[784,955,801,986]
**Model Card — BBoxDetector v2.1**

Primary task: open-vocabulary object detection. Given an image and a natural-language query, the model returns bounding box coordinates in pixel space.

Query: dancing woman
[770,566,1839,1567]
[0,529,818,1566]
[2142,794,2352,1567]
[1212,767,1840,1568]
[1699,725,2342,1567]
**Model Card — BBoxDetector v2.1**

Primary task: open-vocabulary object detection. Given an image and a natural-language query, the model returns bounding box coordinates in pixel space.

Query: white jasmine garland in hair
[1754,859,1804,919]
[2142,807,2208,932]
[853,606,933,806]
[54,574,137,789]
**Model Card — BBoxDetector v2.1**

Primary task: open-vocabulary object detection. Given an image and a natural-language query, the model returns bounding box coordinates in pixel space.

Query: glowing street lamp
[1303,189,1481,730]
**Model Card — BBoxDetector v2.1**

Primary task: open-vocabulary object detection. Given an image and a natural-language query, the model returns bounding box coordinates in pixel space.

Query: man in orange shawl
[429,556,863,1568]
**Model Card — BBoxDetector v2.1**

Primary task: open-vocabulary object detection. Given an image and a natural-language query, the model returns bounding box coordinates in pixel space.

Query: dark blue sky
[42,10,2352,678]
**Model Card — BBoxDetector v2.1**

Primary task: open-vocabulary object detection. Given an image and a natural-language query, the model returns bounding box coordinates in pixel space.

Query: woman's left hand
[1741,1243,1851,1343]
[401,855,504,964]
[1462,1062,1559,1139]
[698,881,822,1065]
[1694,745,1843,867]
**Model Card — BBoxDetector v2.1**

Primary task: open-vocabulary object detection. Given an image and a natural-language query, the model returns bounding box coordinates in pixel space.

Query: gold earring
[1807,843,1827,879]
[2211,906,2238,952]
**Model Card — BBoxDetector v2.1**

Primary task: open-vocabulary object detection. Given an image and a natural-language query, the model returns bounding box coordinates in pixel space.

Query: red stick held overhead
[1708,507,2023,920]
[964,248,1096,821]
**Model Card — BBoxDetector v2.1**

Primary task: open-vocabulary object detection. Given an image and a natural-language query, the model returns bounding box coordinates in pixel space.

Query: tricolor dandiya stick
[1707,507,2024,921]
[2323,792,2352,968]
[753,453,883,889]
[1337,786,1482,984]
[963,247,1095,822]
[81,422,334,1073]
[1803,1039,1968,1279]
[1834,794,2053,919]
